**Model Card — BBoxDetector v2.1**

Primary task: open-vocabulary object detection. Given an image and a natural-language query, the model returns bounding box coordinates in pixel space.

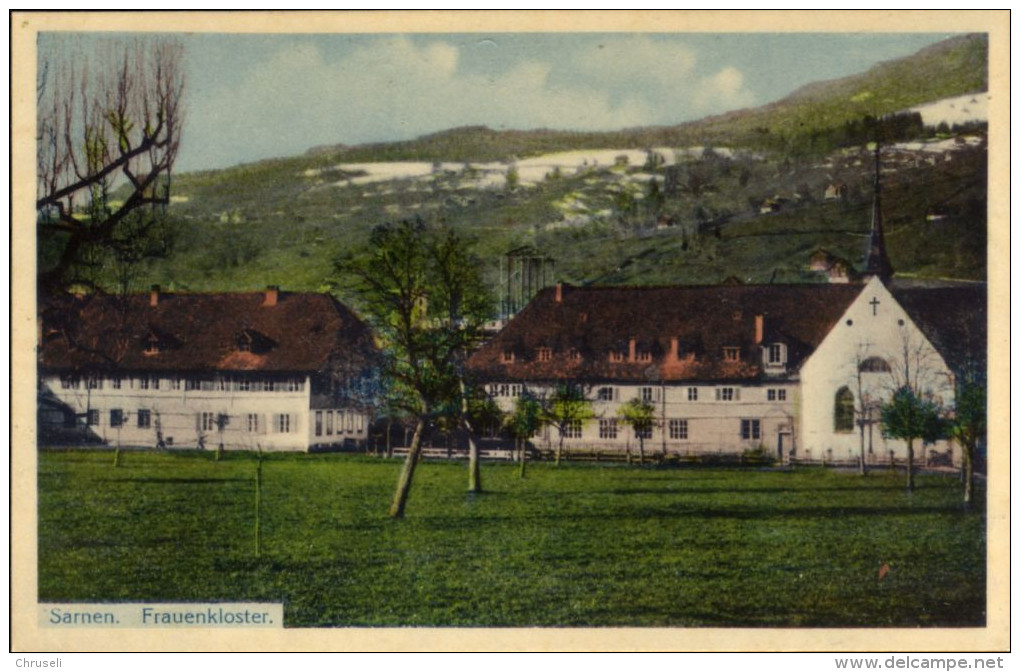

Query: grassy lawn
[37,450,985,627]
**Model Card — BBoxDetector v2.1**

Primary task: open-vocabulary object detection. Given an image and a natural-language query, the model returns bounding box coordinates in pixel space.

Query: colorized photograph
[15,11,1006,651]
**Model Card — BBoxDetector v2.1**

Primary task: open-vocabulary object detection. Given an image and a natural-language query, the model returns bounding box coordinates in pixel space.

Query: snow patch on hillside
[909,93,989,127]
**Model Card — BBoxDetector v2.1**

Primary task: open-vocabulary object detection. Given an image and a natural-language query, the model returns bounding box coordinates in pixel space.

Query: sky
[40,32,958,173]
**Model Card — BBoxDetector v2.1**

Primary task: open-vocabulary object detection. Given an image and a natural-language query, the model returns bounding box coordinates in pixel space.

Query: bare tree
[37,36,185,293]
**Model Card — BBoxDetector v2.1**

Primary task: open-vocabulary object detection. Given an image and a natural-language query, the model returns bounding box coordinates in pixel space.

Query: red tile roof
[39,290,377,375]
[467,283,866,383]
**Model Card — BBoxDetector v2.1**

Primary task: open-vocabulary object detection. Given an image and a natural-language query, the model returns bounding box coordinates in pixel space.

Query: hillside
[102,34,987,302]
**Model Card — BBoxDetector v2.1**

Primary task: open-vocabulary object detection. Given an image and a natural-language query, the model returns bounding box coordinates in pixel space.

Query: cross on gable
[869,296,880,316]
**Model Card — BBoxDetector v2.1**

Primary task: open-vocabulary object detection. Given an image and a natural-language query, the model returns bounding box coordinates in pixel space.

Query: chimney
[263,285,279,307]
[149,285,160,307]
[628,338,637,363]
[555,282,563,303]
[754,314,764,345]
[669,337,680,360]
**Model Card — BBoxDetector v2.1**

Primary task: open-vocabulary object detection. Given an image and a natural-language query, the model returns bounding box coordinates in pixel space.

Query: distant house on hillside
[824,182,848,201]
[467,278,983,466]
[808,249,854,283]
[38,286,378,452]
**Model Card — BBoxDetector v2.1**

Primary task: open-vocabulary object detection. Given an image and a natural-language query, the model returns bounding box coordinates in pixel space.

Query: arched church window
[859,356,892,373]
[834,386,855,433]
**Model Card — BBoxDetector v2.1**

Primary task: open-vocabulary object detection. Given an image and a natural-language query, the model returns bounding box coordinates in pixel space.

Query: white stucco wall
[42,373,370,452]
[487,381,796,458]
[797,277,957,464]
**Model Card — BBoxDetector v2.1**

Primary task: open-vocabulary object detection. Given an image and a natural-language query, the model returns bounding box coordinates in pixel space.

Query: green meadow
[37,450,985,627]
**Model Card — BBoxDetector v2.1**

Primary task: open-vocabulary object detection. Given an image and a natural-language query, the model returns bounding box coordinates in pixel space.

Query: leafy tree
[618,398,657,464]
[950,381,985,507]
[505,391,543,478]
[37,36,185,294]
[542,385,594,467]
[335,218,493,517]
[880,386,945,492]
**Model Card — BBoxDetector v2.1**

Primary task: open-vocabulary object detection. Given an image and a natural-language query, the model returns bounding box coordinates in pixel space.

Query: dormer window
[636,349,652,362]
[608,350,625,363]
[501,350,515,364]
[143,332,165,355]
[765,343,787,369]
[236,329,275,355]
[723,346,740,362]
[568,349,581,362]
[537,347,552,362]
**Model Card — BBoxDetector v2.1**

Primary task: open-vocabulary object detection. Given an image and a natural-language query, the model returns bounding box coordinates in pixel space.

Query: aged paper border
[11,9,1010,652]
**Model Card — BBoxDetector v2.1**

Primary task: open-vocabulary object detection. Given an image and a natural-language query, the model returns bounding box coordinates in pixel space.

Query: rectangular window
[640,387,655,403]
[635,425,652,440]
[137,409,151,428]
[60,376,80,390]
[200,412,216,432]
[246,414,260,433]
[768,343,784,364]
[687,387,698,402]
[171,377,182,391]
[275,413,291,433]
[87,377,103,390]
[185,379,200,391]
[716,387,739,402]
[346,412,354,433]
[599,419,618,440]
[767,388,787,402]
[501,351,515,364]
[608,351,625,363]
[236,379,251,392]
[740,419,761,441]
[723,347,740,362]
[139,377,150,390]
[669,419,688,440]
[219,377,230,391]
[597,387,615,401]
[263,379,276,392]
[563,420,582,439]
[537,347,552,362]
[87,409,99,426]
[200,379,216,391]
[636,350,652,362]
[326,411,334,436]
[315,411,323,437]
[288,378,304,392]
[511,384,521,398]
[109,409,124,427]
[498,383,510,397]
[150,376,160,390]
[357,414,364,432]
[110,377,122,390]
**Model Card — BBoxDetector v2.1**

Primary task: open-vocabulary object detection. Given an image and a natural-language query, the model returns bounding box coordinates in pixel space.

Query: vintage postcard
[11,10,1010,654]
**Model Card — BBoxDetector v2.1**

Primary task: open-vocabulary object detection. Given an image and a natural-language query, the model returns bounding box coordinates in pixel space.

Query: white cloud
[183,35,755,169]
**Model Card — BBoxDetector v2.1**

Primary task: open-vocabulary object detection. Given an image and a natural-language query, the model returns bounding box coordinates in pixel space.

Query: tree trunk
[906,437,915,492]
[465,417,482,494]
[389,416,426,518]
[385,419,392,458]
[519,439,527,479]
[963,445,974,507]
[555,433,564,466]
[858,425,867,476]
[638,437,645,465]
[459,381,482,494]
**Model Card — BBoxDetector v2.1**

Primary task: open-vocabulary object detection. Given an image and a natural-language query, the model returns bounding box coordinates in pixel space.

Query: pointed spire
[864,140,894,281]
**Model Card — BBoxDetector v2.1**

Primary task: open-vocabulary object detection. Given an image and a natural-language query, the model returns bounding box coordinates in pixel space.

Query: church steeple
[864,141,894,281]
